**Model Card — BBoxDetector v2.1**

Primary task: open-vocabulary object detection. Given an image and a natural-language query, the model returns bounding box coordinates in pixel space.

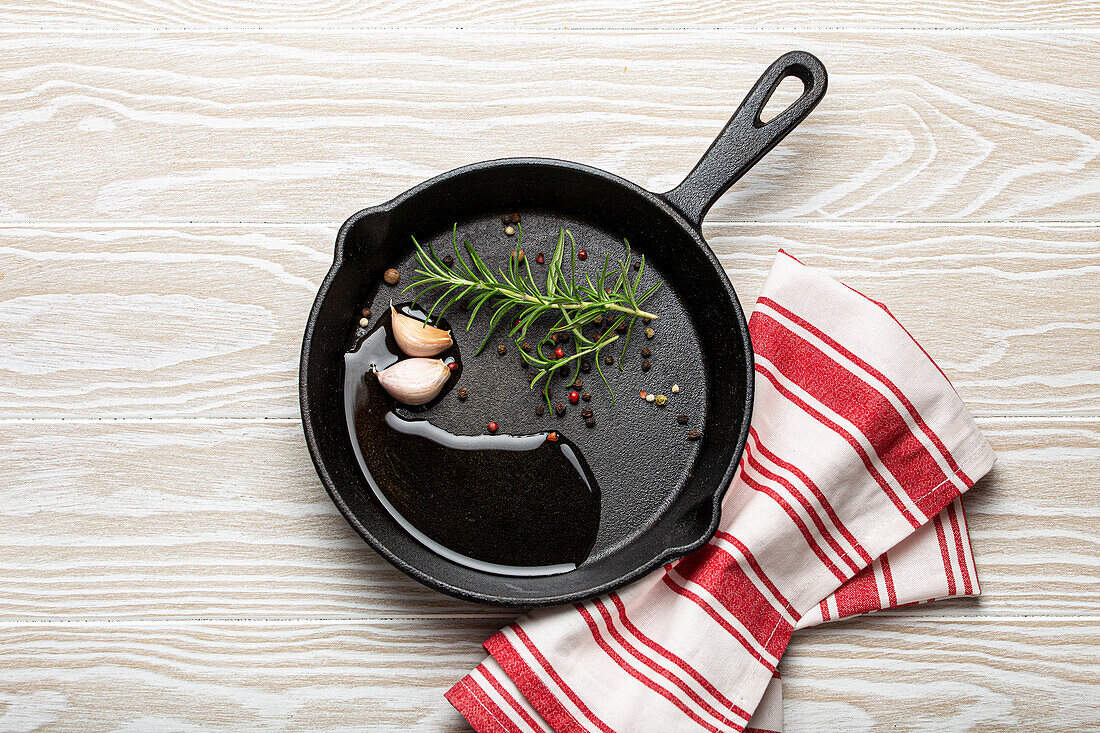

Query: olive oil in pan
[344,305,600,575]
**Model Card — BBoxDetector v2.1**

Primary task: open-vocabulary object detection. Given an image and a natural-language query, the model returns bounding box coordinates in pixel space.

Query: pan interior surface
[302,161,751,605]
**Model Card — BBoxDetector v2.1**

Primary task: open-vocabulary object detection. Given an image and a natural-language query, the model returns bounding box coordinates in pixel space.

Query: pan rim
[300,157,754,606]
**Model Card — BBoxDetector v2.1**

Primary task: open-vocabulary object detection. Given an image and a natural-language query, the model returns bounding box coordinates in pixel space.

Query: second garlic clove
[391,305,452,357]
[376,358,451,405]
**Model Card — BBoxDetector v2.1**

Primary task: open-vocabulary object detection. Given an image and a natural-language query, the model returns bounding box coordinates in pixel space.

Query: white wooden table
[1,3,1097,730]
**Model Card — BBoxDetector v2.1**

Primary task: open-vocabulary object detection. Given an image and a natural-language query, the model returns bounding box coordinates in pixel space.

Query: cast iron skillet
[301,51,827,606]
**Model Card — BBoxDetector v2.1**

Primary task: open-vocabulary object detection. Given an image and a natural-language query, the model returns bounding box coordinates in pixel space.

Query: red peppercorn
[447,362,458,372]
[577,249,588,261]
[487,422,499,433]
[568,390,580,404]
[535,253,545,264]
[553,346,564,359]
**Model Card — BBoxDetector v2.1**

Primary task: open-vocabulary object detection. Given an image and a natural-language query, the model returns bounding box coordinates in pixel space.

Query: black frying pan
[300,51,827,606]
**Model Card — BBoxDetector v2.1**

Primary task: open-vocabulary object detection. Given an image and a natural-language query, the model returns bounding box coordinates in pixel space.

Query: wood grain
[2,223,1094,418]
[0,616,1094,731]
[0,32,1096,223]
[0,416,1093,620]
[781,617,1100,732]
[0,0,1097,29]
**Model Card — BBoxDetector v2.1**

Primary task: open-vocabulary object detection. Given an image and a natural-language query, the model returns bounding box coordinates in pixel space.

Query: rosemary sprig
[403,225,661,406]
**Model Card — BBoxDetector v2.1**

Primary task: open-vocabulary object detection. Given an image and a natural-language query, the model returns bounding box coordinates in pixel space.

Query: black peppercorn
[640,346,651,358]
[501,214,512,224]
[688,429,702,441]
[580,360,591,373]
[361,307,371,318]
[442,254,454,267]
[581,391,591,402]
[641,359,651,372]
[457,387,469,401]
[535,403,544,416]
[581,407,593,419]
[615,321,628,334]
[521,341,531,352]
[497,344,507,356]
[642,317,651,325]
[592,315,603,325]
[510,212,521,223]
[555,402,566,416]
[572,378,583,389]
[633,261,641,271]
[677,414,689,425]
[585,417,596,428]
[604,355,614,366]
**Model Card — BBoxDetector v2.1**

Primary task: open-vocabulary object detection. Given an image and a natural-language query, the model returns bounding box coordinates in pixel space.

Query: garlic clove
[390,304,452,357]
[376,358,451,405]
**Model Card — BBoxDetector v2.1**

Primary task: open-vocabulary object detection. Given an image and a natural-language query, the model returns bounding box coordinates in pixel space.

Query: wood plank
[0,616,1094,731]
[0,417,1094,620]
[0,618,495,731]
[0,32,1096,223]
[0,0,1097,29]
[1,223,1094,417]
[781,617,1100,732]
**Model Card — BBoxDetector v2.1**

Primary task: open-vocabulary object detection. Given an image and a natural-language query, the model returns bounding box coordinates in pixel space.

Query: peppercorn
[641,359,651,372]
[671,384,680,394]
[459,300,469,310]
[581,391,591,402]
[383,268,400,286]
[577,249,588,261]
[361,307,371,318]
[510,213,521,223]
[546,388,552,398]
[557,333,570,344]
[688,429,702,441]
[457,387,469,400]
[640,347,651,358]
[640,391,648,399]
[646,393,656,403]
[571,378,582,389]
[645,327,655,339]
[642,317,652,325]
[546,431,559,442]
[442,254,454,267]
[502,214,513,224]
[677,414,688,424]
[633,261,641,271]
[585,417,596,428]
[535,403,545,416]
[487,422,499,433]
[604,354,614,365]
[505,226,516,236]
[495,344,506,356]
[359,317,369,327]
[581,407,593,419]
[511,249,524,264]
[615,321,628,334]
[568,391,580,404]
[447,362,458,372]
[535,252,545,264]
[655,394,668,406]
[593,332,603,341]
[592,315,603,325]
[580,360,591,373]
[554,347,565,359]
[555,403,566,416]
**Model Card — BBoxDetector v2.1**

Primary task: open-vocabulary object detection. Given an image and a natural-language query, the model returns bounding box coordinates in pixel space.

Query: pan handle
[661,51,827,227]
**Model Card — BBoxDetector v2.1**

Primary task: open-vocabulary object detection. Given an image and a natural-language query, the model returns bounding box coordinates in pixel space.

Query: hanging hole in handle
[757,74,808,125]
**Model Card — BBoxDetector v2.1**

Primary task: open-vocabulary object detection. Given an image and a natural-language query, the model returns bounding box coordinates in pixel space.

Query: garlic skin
[391,305,452,357]
[376,358,451,405]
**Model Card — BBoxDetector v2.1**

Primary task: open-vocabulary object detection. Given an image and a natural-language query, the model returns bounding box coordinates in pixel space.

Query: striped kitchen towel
[447,251,995,732]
